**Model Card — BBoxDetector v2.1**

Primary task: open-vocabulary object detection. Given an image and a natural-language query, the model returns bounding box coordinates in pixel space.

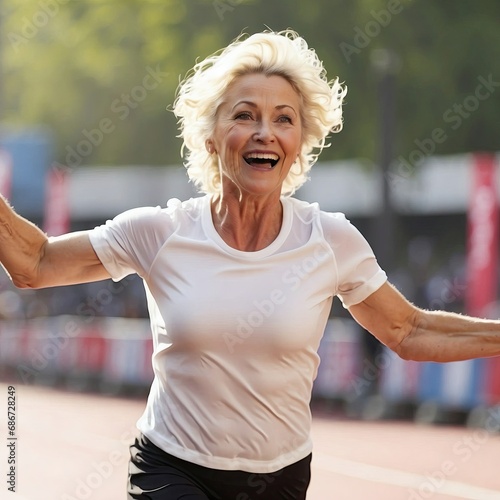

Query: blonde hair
[173,29,347,196]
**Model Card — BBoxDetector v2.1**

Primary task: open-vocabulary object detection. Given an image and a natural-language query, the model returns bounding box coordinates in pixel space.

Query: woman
[1,30,499,500]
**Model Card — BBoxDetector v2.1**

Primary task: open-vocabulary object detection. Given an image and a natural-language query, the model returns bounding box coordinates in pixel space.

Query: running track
[1,383,500,500]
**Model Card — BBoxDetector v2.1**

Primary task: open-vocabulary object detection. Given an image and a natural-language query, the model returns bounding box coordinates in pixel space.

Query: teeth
[244,152,280,169]
[245,153,279,161]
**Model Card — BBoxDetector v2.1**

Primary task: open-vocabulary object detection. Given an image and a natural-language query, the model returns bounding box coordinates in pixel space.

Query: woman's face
[209,73,303,198]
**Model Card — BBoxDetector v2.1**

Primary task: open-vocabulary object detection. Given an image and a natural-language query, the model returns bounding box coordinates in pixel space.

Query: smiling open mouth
[244,153,279,169]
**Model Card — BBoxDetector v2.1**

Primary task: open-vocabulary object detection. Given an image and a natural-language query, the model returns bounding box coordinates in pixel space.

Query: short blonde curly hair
[173,29,347,196]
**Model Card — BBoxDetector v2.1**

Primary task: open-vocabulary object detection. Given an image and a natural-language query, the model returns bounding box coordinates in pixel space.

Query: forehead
[221,73,301,108]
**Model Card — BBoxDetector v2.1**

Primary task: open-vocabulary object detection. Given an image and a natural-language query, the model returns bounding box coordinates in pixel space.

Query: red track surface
[1,383,500,500]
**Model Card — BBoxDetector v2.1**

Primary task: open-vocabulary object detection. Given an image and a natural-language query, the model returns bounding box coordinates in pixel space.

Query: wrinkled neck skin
[210,179,284,252]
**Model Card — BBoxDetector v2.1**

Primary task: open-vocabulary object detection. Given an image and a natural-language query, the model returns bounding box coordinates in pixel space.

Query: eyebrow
[231,101,297,115]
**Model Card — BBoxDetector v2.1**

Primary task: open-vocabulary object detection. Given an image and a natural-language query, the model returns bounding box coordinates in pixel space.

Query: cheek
[224,134,242,152]
[284,132,302,158]
[217,126,246,155]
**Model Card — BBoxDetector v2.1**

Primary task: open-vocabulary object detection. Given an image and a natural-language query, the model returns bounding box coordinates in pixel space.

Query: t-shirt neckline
[202,195,293,259]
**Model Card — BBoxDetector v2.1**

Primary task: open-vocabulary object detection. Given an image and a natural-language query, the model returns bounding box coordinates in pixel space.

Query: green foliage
[2,0,499,169]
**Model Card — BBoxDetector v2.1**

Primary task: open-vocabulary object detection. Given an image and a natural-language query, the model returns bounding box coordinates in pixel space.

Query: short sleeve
[88,205,175,282]
[320,211,387,308]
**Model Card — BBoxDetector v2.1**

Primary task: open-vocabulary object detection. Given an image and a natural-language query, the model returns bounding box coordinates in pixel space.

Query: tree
[2,0,499,170]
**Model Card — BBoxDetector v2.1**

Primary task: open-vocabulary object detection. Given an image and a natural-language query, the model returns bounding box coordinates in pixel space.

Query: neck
[211,189,284,252]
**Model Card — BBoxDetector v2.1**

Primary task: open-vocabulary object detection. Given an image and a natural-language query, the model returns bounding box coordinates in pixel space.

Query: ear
[205,139,215,155]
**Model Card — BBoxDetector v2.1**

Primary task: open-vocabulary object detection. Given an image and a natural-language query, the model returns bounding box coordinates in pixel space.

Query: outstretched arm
[0,195,110,289]
[348,281,500,362]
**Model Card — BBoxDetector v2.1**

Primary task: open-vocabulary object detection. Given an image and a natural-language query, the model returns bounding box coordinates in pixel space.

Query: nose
[253,119,275,143]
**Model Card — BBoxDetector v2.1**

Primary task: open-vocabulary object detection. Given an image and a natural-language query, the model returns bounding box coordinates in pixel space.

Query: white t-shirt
[88,194,386,473]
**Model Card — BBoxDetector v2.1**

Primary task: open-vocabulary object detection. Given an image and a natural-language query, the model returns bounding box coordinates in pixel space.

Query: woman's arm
[348,281,500,362]
[0,195,110,288]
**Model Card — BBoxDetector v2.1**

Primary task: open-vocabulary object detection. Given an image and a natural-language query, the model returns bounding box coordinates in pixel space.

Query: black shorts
[127,434,312,500]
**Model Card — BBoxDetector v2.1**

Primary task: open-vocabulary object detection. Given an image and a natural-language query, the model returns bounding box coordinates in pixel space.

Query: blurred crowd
[0,271,148,320]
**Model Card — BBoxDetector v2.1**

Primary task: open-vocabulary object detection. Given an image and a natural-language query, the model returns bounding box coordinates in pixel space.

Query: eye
[234,112,253,120]
[277,115,293,124]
